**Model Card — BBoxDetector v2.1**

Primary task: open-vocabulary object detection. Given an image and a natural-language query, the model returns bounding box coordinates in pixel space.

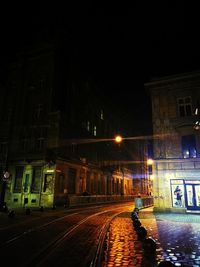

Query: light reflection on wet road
[103,208,200,267]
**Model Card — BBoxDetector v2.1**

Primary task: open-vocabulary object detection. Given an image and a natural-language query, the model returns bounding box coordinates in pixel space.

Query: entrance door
[185,184,200,210]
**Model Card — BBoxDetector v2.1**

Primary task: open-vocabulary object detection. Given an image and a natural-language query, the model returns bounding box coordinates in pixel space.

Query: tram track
[0,202,133,267]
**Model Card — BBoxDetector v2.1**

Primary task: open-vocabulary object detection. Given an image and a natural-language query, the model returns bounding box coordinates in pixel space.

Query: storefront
[171,179,200,211]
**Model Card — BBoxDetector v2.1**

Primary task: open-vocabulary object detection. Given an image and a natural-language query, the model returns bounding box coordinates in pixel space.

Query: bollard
[157,261,176,266]
[131,211,138,221]
[40,206,44,212]
[143,236,157,255]
[25,208,31,215]
[134,207,139,214]
[8,210,15,218]
[137,226,147,239]
[133,218,142,229]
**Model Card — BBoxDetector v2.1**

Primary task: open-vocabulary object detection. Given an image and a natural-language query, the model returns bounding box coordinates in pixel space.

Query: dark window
[182,135,197,158]
[31,167,42,193]
[58,173,65,193]
[68,168,76,194]
[24,174,29,192]
[178,97,192,117]
[86,171,91,193]
[14,166,24,193]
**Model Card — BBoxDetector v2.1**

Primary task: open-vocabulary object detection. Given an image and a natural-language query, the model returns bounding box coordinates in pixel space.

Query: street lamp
[114,135,124,195]
[114,135,123,144]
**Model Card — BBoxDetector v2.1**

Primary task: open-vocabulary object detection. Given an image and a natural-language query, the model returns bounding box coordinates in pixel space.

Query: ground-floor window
[171,179,185,208]
[171,179,200,210]
[31,167,42,193]
[185,180,200,209]
[43,174,53,193]
[13,166,24,193]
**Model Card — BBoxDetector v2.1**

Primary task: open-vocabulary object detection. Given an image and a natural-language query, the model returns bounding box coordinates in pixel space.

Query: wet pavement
[102,207,200,267]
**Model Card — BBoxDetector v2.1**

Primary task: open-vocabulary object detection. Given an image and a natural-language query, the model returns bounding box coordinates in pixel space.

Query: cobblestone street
[102,207,200,267]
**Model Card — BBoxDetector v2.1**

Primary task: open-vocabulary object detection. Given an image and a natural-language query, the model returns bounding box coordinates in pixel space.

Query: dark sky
[1,4,200,133]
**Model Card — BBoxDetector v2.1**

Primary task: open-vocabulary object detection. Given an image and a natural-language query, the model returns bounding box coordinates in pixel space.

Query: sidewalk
[102,206,200,267]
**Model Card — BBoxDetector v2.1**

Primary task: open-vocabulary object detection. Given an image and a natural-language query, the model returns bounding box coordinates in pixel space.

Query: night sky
[1,4,200,134]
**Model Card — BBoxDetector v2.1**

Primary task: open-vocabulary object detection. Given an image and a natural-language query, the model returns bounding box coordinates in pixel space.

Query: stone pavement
[102,206,200,267]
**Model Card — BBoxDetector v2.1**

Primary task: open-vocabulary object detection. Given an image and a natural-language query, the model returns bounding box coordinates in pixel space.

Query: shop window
[171,180,185,208]
[182,135,197,158]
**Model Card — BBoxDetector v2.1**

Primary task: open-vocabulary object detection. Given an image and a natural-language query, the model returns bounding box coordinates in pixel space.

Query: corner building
[145,71,200,213]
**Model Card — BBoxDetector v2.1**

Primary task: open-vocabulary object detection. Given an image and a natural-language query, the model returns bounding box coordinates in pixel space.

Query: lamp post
[114,135,124,195]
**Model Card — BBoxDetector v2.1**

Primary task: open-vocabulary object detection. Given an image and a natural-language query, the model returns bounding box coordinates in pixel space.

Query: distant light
[115,135,123,143]
[194,120,200,130]
[46,170,54,173]
[147,159,153,165]
[150,174,154,180]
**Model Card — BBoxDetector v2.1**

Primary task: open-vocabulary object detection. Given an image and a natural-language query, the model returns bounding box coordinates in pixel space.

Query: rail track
[0,202,134,267]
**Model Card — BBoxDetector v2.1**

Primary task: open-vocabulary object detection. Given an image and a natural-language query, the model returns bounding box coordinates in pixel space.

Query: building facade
[145,71,200,213]
[0,40,136,209]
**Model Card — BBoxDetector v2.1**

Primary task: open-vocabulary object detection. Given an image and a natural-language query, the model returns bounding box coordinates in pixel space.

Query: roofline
[144,70,200,87]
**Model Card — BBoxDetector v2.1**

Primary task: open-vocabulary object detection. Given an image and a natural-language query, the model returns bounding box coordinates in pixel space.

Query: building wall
[146,71,200,212]
[4,159,134,209]
[0,39,144,208]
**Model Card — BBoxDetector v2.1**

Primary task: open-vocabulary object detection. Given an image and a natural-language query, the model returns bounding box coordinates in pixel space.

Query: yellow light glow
[150,174,154,180]
[115,135,123,143]
[46,169,54,173]
[147,158,153,165]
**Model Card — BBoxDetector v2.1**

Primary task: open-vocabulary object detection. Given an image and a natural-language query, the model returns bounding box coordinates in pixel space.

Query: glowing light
[115,135,123,143]
[147,159,153,165]
[46,169,54,173]
[150,175,154,180]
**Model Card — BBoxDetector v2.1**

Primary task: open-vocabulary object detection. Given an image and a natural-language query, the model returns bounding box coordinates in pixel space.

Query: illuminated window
[178,97,192,117]
[94,126,97,136]
[182,135,197,158]
[87,121,90,131]
[100,110,104,120]
[34,104,43,120]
